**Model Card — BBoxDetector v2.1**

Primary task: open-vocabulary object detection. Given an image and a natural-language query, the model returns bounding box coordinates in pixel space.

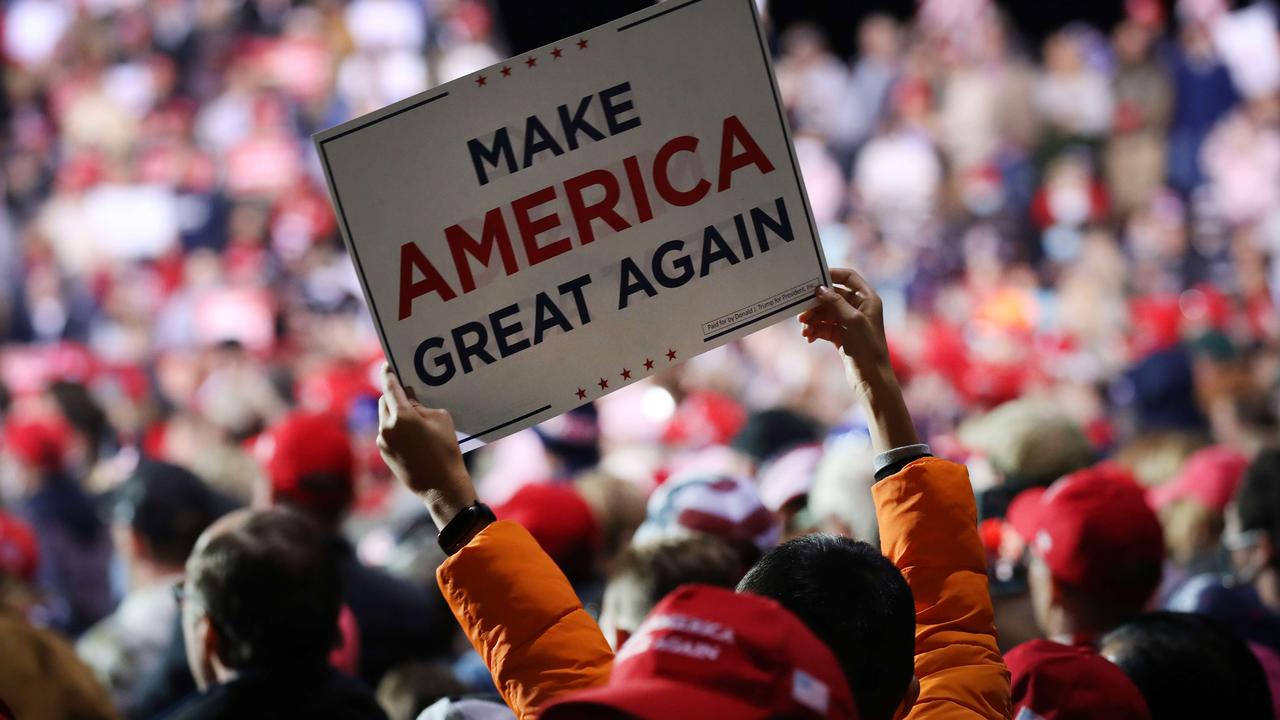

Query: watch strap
[438,502,497,555]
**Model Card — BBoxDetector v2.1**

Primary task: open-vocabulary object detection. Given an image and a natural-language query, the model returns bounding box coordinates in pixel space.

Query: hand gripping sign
[315,0,829,451]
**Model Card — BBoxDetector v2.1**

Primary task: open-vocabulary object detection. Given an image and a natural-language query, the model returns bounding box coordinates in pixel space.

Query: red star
[597,377,609,390]
[666,349,677,361]
[551,47,563,59]
[577,38,589,50]
[525,56,537,68]
[500,66,512,77]
[474,75,487,87]
[575,388,587,400]
[643,358,654,371]
[620,368,632,381]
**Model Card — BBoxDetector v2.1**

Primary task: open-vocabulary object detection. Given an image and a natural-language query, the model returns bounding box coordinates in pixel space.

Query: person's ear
[614,628,631,649]
[127,528,152,562]
[1048,574,1065,606]
[1259,533,1275,567]
[892,675,920,720]
[200,615,222,678]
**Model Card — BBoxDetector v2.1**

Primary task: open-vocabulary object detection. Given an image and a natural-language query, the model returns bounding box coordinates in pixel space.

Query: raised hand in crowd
[377,364,477,529]
[800,268,919,454]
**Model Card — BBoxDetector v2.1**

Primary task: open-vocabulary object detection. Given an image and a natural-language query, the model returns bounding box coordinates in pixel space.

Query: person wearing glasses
[166,507,387,720]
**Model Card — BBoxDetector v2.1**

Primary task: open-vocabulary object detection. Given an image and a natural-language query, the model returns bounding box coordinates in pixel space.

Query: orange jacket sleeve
[873,457,1011,720]
[436,520,614,719]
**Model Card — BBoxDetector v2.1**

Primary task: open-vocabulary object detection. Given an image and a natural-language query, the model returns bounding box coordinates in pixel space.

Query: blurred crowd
[2,0,1280,718]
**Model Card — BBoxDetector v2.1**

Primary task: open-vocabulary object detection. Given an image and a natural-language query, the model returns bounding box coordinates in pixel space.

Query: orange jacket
[437,458,1009,720]
[873,457,1011,720]
[437,520,613,719]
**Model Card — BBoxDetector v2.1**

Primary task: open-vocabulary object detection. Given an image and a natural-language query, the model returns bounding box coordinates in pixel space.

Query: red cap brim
[1006,486,1047,544]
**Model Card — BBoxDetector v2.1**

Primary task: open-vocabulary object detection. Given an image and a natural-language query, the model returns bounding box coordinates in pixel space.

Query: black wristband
[437,502,496,556]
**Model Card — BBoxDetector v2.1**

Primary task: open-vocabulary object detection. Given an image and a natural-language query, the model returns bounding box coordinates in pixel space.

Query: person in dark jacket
[2,413,114,636]
[167,506,387,720]
[77,460,235,717]
[255,411,451,685]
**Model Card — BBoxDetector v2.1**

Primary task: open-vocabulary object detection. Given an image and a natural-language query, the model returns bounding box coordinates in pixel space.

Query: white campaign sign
[316,0,828,451]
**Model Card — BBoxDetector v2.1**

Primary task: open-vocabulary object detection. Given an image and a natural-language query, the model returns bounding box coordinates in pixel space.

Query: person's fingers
[382,363,412,410]
[816,286,864,325]
[829,283,859,306]
[830,268,873,297]
[801,299,844,326]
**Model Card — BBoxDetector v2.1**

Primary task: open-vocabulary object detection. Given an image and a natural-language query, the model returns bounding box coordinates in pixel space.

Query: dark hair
[49,381,114,462]
[115,461,232,566]
[1237,449,1280,558]
[605,535,747,632]
[737,534,915,720]
[1102,612,1273,720]
[731,408,821,465]
[188,508,341,670]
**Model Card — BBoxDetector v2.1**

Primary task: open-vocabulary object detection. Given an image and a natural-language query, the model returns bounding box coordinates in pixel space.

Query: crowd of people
[2,0,1280,718]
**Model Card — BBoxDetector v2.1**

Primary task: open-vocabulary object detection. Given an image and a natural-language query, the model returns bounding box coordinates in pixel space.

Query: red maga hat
[542,584,858,720]
[2,415,70,472]
[1008,640,1150,720]
[1008,463,1164,601]
[257,412,355,518]
[1147,445,1248,513]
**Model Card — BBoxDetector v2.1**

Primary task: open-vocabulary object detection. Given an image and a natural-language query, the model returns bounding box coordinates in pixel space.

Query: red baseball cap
[1147,446,1248,513]
[1008,640,1150,720]
[0,510,39,582]
[1007,463,1164,601]
[495,483,600,578]
[257,412,355,519]
[541,584,858,720]
[2,415,69,472]
[661,392,746,448]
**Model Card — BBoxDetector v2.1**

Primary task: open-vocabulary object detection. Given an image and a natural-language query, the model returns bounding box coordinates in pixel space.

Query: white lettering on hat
[792,670,829,714]
[616,612,735,665]
[652,635,722,661]
[642,613,735,644]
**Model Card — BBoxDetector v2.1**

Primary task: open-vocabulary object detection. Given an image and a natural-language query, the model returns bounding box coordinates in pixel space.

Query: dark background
[496,0,1258,59]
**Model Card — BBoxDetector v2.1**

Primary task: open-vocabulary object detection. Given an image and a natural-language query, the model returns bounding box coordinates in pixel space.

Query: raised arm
[377,366,613,719]
[801,271,1011,720]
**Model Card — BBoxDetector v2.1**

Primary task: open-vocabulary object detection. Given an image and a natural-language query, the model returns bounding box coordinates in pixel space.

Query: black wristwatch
[437,502,496,555]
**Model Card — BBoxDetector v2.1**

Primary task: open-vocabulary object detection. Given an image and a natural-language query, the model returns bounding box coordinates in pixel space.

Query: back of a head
[1237,449,1280,554]
[115,460,231,567]
[737,534,915,720]
[601,534,746,644]
[809,435,879,544]
[188,507,341,671]
[632,473,779,568]
[958,399,1095,489]
[258,412,355,525]
[1009,464,1164,633]
[1102,612,1273,720]
[731,408,822,466]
